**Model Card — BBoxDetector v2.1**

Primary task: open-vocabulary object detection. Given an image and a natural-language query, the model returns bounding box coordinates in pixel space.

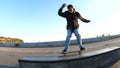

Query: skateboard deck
[61,50,82,56]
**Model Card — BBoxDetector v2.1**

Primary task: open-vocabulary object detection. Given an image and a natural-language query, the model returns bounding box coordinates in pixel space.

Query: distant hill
[0,37,24,44]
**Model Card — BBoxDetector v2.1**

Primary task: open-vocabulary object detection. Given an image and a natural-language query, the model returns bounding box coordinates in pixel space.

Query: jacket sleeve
[58,8,66,18]
[76,12,90,23]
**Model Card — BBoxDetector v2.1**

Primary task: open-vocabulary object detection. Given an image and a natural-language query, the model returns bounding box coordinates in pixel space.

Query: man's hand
[61,3,66,8]
[83,19,90,23]
[85,20,90,23]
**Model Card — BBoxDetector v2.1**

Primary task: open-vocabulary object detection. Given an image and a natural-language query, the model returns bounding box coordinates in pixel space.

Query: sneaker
[62,50,67,54]
[80,47,85,51]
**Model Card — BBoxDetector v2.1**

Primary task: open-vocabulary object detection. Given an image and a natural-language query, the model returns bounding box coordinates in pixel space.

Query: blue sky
[0,0,120,42]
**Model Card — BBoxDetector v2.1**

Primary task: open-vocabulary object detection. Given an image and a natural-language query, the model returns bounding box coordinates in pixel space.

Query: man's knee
[67,34,72,38]
[75,34,80,37]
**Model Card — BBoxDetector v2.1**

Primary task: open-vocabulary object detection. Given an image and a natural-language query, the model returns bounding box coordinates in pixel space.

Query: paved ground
[0,38,120,68]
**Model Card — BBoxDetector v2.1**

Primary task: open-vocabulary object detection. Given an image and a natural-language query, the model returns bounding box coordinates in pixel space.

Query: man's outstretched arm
[58,3,66,17]
[79,15,90,23]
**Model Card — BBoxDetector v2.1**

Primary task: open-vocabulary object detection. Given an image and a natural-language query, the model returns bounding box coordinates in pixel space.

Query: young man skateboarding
[58,3,90,53]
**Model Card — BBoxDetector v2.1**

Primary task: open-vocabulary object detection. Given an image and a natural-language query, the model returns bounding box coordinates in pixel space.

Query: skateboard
[61,50,82,56]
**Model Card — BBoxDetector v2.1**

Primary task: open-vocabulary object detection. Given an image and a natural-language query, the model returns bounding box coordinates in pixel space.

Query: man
[58,3,90,53]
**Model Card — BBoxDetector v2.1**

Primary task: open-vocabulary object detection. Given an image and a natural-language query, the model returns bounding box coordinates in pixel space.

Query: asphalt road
[0,38,120,68]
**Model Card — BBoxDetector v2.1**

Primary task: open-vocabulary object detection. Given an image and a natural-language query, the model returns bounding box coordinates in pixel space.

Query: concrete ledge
[19,46,120,68]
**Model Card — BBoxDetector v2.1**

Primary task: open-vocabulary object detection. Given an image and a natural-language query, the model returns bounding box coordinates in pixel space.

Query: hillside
[0,37,24,44]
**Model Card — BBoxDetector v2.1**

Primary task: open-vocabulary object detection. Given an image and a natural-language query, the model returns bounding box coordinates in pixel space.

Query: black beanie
[67,4,73,9]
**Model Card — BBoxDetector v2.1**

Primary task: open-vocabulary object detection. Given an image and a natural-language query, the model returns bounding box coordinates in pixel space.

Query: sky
[0,0,120,42]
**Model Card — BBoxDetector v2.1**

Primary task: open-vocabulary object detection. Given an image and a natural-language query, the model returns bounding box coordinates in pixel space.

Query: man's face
[68,7,74,13]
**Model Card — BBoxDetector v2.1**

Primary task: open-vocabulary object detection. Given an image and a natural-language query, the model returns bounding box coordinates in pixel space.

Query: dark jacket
[58,8,81,30]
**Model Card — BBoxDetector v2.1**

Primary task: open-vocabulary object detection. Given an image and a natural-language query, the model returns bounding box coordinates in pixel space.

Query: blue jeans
[64,29,84,51]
